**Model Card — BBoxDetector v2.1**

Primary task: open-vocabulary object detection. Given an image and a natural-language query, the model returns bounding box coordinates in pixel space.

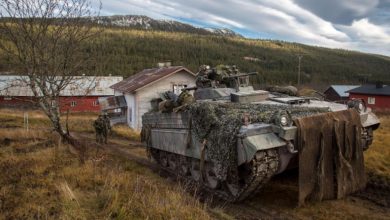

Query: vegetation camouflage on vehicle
[177,102,327,180]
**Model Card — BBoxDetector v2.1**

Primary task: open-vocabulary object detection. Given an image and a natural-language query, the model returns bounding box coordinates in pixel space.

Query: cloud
[293,0,380,24]
[96,0,390,55]
[337,18,390,54]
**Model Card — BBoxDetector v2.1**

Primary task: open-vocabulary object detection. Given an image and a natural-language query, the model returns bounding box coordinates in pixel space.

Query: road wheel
[167,153,178,171]
[179,156,190,176]
[190,158,201,182]
[205,162,220,189]
[160,151,168,167]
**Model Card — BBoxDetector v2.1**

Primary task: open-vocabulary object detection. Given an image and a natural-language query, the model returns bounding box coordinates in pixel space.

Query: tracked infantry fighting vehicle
[141,65,380,203]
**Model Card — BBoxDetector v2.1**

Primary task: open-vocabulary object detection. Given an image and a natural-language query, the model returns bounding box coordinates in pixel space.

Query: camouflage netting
[186,102,329,181]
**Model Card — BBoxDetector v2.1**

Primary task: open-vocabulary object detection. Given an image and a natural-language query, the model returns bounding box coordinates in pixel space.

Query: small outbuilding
[348,83,390,110]
[110,64,196,130]
[324,85,359,102]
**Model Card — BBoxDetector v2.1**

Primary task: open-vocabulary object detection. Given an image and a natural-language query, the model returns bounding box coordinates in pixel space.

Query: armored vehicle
[142,65,380,203]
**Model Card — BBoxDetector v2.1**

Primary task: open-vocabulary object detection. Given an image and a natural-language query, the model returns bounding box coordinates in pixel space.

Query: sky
[94,0,390,56]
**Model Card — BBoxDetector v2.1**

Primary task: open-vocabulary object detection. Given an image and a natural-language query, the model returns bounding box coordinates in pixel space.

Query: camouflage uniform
[94,115,105,144]
[102,114,111,144]
[196,65,212,88]
[177,90,194,105]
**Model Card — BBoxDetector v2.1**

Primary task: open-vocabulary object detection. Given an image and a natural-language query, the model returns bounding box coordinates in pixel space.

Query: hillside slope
[93,15,241,37]
[1,27,389,87]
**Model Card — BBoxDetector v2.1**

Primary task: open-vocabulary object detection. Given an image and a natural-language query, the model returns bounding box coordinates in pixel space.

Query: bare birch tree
[0,0,101,162]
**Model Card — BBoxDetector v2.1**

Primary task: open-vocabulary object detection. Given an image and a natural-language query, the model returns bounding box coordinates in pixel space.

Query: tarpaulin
[295,109,366,205]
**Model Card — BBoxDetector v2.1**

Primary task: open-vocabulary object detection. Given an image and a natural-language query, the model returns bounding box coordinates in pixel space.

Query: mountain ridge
[92,15,242,37]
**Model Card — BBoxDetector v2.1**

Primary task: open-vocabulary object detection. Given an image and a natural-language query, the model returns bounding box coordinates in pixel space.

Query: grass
[0,108,98,133]
[364,115,390,177]
[111,124,140,141]
[0,131,211,219]
[0,109,210,219]
[0,108,389,219]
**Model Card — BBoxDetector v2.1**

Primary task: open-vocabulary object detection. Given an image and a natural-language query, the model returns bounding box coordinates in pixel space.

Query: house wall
[0,96,104,112]
[349,93,390,110]
[0,96,38,109]
[59,96,102,112]
[123,93,136,128]
[134,71,196,130]
[324,88,343,101]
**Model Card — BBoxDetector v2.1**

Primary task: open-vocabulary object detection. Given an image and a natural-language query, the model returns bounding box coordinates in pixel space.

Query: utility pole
[297,55,303,87]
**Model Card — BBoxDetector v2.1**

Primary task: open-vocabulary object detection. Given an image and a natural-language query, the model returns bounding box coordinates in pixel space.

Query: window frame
[93,100,99,106]
[70,101,77,107]
[367,97,376,105]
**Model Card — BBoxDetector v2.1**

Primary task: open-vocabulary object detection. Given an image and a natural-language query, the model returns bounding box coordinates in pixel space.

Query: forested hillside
[1,28,390,87]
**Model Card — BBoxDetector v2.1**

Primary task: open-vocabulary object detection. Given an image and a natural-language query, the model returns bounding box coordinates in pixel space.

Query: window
[71,101,77,107]
[368,97,375,105]
[93,100,99,106]
[4,97,12,101]
[173,84,187,95]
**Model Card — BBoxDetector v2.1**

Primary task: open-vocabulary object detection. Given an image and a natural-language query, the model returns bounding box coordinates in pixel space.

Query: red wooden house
[348,83,390,110]
[0,75,123,112]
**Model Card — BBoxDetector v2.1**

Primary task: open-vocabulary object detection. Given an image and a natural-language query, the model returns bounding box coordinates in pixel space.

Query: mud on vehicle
[142,65,380,204]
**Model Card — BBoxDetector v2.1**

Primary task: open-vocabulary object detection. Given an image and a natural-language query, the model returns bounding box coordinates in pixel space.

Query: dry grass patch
[0,108,97,133]
[0,122,211,219]
[112,124,140,141]
[364,115,390,177]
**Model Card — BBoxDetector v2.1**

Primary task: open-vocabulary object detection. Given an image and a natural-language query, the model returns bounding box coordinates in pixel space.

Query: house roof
[348,84,390,96]
[0,75,123,97]
[325,85,360,97]
[110,66,195,93]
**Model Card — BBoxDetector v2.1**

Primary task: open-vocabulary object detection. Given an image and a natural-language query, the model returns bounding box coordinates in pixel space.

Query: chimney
[376,81,383,89]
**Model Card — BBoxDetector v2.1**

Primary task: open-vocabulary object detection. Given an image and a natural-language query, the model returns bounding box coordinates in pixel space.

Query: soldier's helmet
[199,65,210,72]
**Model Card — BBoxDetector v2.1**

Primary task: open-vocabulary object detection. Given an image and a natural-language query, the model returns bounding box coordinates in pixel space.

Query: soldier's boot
[100,134,104,144]
[96,133,100,143]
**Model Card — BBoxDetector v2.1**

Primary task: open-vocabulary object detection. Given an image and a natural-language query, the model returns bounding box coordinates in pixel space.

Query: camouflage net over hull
[187,102,329,181]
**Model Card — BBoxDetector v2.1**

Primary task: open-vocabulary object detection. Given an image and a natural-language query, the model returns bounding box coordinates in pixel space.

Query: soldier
[102,113,111,144]
[177,90,194,106]
[196,65,212,88]
[94,115,104,144]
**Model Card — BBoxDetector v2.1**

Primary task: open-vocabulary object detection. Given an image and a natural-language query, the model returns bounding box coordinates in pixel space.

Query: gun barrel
[223,72,258,78]
[181,86,198,91]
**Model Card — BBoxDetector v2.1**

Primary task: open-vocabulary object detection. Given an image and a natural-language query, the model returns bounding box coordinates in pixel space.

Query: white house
[109,64,196,130]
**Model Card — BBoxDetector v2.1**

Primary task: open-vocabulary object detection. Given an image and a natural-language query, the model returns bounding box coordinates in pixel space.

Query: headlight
[280,116,288,126]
